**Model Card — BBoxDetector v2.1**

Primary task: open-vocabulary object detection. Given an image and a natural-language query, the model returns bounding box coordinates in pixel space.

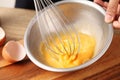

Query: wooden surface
[0,7,120,80]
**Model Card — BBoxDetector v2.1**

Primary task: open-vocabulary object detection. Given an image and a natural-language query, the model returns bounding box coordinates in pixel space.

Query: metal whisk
[34,0,80,56]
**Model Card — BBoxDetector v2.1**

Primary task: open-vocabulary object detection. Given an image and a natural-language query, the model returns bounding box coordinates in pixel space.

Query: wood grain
[0,47,12,68]
[0,7,35,41]
[0,7,120,80]
[0,7,35,68]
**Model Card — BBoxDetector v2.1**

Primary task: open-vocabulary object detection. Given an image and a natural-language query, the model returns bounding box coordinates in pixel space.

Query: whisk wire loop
[34,0,80,56]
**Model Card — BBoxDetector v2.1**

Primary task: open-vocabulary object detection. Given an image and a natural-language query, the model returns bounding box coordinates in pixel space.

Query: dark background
[15,0,109,10]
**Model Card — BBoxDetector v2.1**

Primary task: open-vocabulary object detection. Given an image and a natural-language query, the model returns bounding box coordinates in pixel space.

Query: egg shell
[17,40,24,46]
[0,27,6,46]
[2,40,26,63]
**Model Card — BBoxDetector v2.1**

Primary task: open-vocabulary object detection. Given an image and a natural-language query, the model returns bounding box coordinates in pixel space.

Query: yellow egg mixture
[40,32,96,68]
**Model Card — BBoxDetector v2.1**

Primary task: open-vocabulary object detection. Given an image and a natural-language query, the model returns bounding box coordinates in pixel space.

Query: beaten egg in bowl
[40,32,96,68]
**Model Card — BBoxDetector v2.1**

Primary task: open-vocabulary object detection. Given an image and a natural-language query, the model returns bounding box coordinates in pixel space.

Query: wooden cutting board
[0,7,120,80]
[0,7,35,67]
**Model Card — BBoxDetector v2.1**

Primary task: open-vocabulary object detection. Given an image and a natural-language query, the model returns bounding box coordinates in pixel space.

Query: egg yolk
[40,32,96,68]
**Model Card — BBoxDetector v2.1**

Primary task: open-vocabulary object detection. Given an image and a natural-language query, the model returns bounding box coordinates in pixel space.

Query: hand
[94,0,120,28]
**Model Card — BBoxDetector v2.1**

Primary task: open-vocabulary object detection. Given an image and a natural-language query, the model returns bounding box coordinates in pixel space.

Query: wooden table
[0,7,120,80]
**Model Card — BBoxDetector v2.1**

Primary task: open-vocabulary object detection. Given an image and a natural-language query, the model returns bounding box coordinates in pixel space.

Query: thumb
[105,0,119,23]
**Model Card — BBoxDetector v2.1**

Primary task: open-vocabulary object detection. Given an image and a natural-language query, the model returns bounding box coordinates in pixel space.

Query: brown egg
[0,27,6,46]
[2,40,26,63]
[17,40,24,46]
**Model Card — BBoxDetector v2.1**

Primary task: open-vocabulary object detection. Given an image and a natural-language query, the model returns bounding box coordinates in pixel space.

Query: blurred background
[0,0,108,9]
[0,0,15,8]
[0,0,60,9]
[0,0,90,9]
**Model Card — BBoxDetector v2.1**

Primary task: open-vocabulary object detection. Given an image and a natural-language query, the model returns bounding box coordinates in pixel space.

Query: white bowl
[24,0,113,72]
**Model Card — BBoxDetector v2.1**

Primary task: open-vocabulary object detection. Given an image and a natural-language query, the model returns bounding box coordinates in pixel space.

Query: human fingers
[94,0,108,10]
[94,0,105,7]
[113,16,120,28]
[117,4,120,15]
[105,0,119,23]
[104,2,108,8]
[103,2,109,10]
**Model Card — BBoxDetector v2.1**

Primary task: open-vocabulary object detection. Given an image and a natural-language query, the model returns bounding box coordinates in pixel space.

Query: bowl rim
[24,0,113,72]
